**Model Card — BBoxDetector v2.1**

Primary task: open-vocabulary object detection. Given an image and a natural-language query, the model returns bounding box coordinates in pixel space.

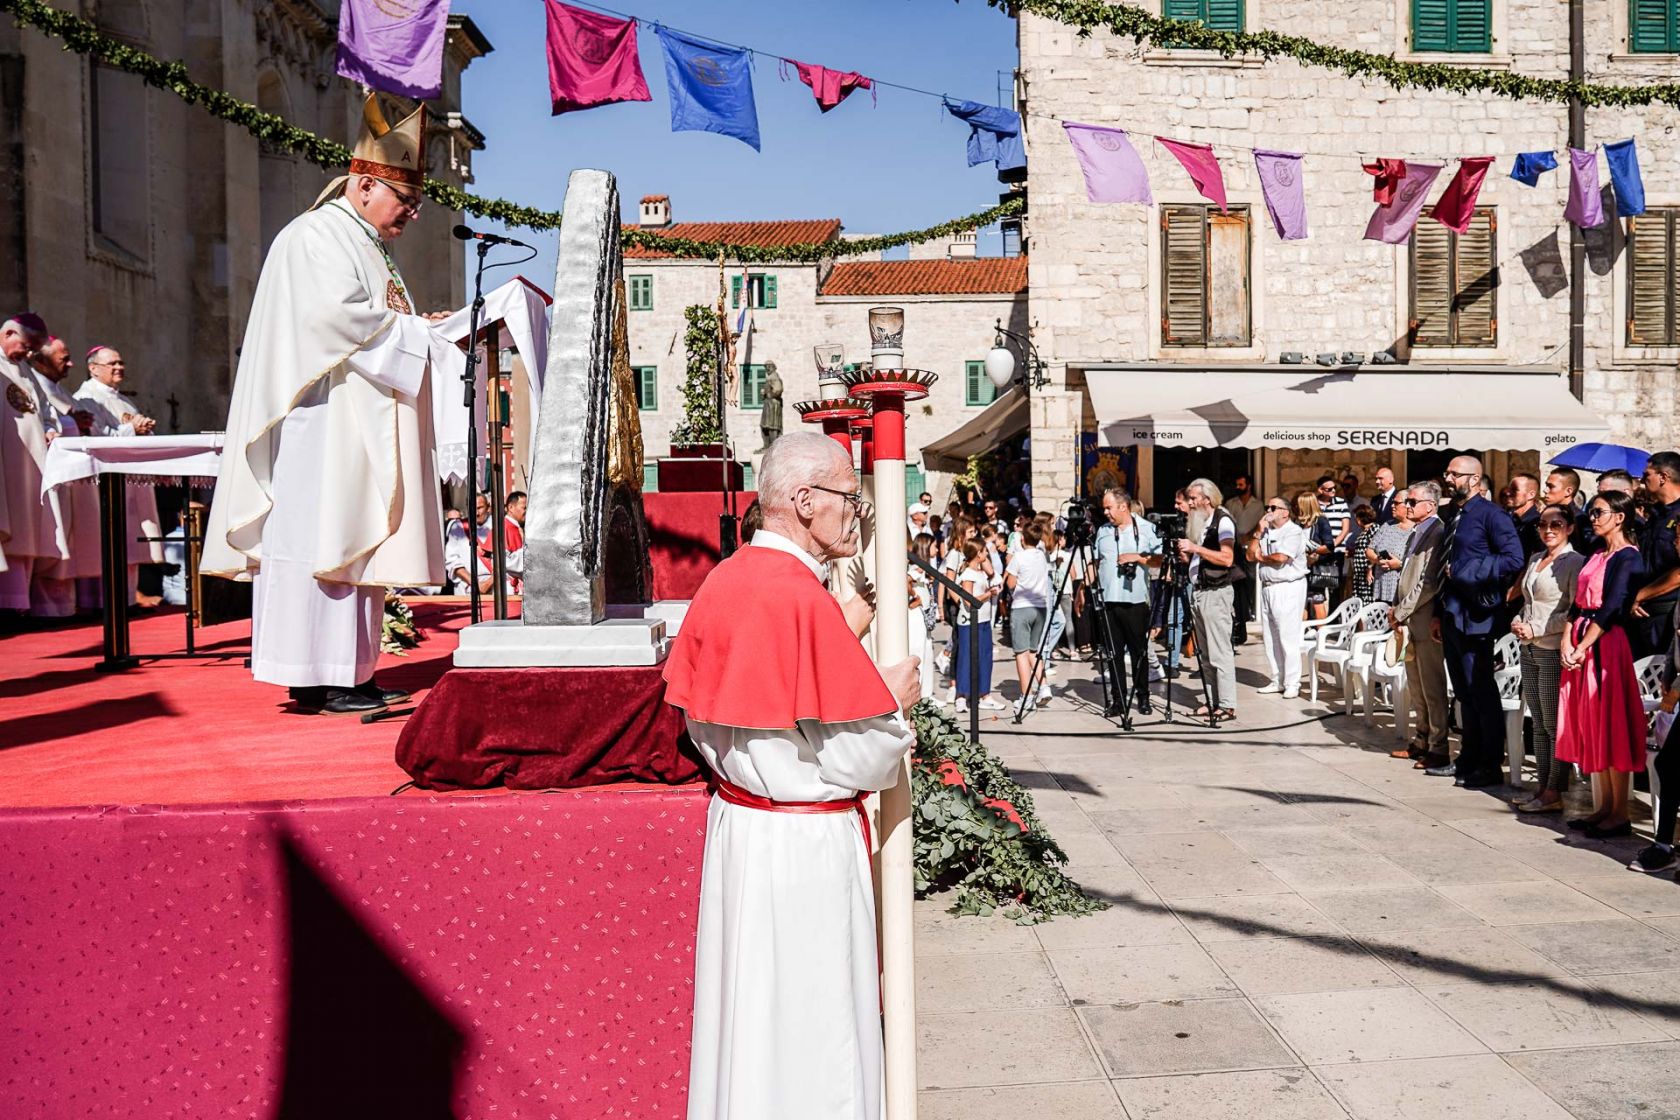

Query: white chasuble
[37,375,103,580]
[203,199,458,686]
[0,355,61,608]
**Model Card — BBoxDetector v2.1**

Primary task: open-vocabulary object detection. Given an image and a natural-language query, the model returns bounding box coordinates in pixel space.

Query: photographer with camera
[1089,488,1163,718]
[1178,478,1242,722]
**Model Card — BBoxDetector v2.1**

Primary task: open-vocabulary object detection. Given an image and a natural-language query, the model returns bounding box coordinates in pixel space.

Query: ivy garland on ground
[991,0,1680,108]
[0,0,1020,258]
[910,702,1105,924]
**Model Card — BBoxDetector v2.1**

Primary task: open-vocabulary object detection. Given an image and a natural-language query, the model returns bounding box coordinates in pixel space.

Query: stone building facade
[0,0,489,435]
[1018,2,1679,507]
[625,195,1028,496]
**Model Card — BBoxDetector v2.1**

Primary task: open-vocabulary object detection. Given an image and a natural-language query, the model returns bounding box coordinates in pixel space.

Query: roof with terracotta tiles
[819,257,1028,297]
[624,219,843,258]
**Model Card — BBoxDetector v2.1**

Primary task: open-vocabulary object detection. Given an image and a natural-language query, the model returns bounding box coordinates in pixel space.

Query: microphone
[453,224,531,249]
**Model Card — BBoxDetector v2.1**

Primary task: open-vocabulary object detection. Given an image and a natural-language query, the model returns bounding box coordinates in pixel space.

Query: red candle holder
[841,368,936,464]
[793,397,870,453]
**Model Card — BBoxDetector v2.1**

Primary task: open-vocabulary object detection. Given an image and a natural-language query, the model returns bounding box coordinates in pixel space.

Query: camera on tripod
[1063,498,1098,549]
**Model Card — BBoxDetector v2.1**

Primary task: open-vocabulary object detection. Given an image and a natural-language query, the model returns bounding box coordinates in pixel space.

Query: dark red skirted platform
[644,490,757,601]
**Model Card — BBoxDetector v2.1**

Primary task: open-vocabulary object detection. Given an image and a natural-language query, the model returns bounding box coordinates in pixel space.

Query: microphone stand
[462,239,490,625]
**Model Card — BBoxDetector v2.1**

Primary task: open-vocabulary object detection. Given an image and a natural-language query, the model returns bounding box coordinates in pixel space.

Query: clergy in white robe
[0,314,64,611]
[74,347,166,605]
[201,94,459,714]
[27,338,100,616]
[663,433,922,1120]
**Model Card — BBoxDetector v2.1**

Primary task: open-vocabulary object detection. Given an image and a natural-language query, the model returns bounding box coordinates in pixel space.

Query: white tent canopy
[921,386,1030,472]
[1086,365,1609,453]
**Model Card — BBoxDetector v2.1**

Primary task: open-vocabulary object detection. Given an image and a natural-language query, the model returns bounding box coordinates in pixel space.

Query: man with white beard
[1177,477,1240,722]
[28,338,101,616]
[0,313,61,615]
[74,345,164,605]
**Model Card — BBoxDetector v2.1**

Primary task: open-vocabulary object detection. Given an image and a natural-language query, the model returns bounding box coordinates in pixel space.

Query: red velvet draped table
[644,490,758,601]
[0,790,708,1119]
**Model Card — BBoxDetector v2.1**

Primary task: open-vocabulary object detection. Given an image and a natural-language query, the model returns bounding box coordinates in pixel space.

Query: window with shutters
[1163,0,1245,31]
[1161,204,1251,348]
[1631,0,1680,51]
[1627,210,1680,346]
[634,365,657,410]
[965,360,999,407]
[628,274,653,311]
[740,364,768,409]
[1412,0,1493,51]
[1409,209,1498,348]
[730,273,777,309]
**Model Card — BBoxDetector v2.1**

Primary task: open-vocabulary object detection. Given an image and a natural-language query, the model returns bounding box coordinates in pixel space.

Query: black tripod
[1015,539,1131,731]
[1153,546,1219,726]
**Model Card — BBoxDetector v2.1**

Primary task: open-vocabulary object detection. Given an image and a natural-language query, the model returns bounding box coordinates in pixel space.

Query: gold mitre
[311,93,426,209]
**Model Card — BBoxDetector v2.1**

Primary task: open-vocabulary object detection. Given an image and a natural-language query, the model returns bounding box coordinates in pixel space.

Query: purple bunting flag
[1363,162,1443,244]
[335,0,451,101]
[1253,149,1307,240]
[1062,122,1153,205]
[1564,147,1605,229]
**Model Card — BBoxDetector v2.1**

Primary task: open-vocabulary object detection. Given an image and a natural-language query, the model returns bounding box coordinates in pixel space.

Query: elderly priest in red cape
[664,431,921,1120]
[202,94,460,715]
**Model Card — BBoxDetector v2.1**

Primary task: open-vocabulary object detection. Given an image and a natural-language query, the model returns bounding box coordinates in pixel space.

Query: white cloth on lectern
[250,393,383,688]
[72,378,164,570]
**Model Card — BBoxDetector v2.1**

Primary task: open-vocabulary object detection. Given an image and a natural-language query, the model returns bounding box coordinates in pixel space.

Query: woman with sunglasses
[1556,491,1648,837]
[1509,504,1586,813]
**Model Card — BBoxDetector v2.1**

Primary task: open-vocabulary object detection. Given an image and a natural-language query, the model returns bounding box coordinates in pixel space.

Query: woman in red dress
[1556,490,1648,838]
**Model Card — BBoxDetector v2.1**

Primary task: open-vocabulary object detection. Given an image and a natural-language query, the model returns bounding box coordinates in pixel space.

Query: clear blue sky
[451,0,1019,284]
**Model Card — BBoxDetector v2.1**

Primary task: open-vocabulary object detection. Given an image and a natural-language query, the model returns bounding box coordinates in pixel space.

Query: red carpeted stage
[0,603,706,1118]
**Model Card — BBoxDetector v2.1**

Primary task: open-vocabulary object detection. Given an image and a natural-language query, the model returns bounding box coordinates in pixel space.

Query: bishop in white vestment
[663,434,922,1120]
[74,346,165,604]
[0,314,64,611]
[202,95,461,715]
[28,338,101,616]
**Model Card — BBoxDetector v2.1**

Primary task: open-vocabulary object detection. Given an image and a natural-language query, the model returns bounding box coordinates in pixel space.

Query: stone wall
[1020,3,1679,505]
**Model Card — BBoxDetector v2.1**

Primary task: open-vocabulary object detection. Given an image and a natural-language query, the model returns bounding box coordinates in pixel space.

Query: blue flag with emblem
[656,27,760,151]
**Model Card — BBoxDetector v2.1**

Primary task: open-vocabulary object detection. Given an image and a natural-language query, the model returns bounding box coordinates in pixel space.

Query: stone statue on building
[759,361,783,451]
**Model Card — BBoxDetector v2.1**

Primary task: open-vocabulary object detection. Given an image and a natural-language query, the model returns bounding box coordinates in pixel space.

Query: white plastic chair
[1300,596,1363,679]
[1309,602,1390,704]
[1352,630,1410,741]
[1499,664,1526,784]
[1635,655,1665,715]
[1493,633,1521,673]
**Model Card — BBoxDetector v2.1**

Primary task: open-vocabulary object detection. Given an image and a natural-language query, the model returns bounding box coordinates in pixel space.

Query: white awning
[921,387,1029,472]
[1086,366,1609,453]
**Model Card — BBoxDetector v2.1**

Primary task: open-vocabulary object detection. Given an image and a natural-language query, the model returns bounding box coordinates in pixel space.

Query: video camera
[1147,510,1190,579]
[1063,498,1099,549]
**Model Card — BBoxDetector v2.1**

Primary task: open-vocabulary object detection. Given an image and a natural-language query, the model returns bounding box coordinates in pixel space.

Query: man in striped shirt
[1316,475,1354,555]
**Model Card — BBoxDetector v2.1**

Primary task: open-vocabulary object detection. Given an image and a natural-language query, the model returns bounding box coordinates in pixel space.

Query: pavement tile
[1586,970,1680,1036]
[1113,1067,1347,1120]
[1253,988,1487,1064]
[1503,1042,1680,1119]
[1569,872,1680,918]
[1398,793,1527,822]
[1317,1055,1573,1119]
[1645,915,1680,941]
[1434,881,1624,926]
[1079,999,1298,1078]
[1301,887,1485,934]
[1506,919,1680,976]
[1206,935,1403,996]
[916,951,1067,1014]
[1353,926,1569,987]
[1111,832,1293,899]
[1033,892,1196,950]
[918,1081,1127,1120]
[917,1008,1103,1089]
[1169,893,1349,943]
[1392,844,1551,885]
[1250,852,1420,893]
[1419,980,1669,1051]
[915,903,1043,954]
[1504,837,1649,886]
[1050,943,1240,1004]
[1222,824,1366,857]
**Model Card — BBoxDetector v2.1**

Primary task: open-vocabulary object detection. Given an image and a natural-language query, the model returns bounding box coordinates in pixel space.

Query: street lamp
[985,318,1048,391]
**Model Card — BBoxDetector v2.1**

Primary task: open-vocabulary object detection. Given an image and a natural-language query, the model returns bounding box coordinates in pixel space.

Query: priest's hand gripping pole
[843,337,935,1120]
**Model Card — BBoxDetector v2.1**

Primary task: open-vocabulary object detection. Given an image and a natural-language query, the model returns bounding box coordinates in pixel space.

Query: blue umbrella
[1549,442,1650,475]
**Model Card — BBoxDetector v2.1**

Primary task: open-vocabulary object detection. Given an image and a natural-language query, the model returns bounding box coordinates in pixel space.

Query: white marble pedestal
[453,616,670,667]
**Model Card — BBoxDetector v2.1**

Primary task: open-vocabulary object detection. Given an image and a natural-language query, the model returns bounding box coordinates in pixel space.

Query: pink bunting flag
[1564,148,1605,229]
[544,0,652,116]
[1062,122,1153,205]
[1157,137,1228,212]
[1430,157,1495,234]
[1363,162,1444,244]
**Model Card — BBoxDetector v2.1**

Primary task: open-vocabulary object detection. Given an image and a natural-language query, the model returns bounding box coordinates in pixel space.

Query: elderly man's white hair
[1187,477,1224,507]
[758,432,851,515]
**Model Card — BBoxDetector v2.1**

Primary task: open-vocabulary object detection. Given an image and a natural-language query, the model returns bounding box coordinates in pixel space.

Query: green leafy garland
[911,702,1105,924]
[671,305,724,445]
[992,0,1680,108]
[0,0,1019,259]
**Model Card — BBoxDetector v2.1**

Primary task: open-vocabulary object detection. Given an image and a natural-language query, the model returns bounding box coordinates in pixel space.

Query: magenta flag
[1062,122,1153,204]
[1253,149,1307,240]
[1564,147,1605,229]
[1158,137,1228,212]
[1430,157,1495,233]
[1363,162,1443,244]
[545,0,653,116]
[335,0,451,100]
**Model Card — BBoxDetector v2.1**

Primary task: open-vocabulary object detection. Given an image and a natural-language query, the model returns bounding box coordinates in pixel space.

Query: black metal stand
[1016,541,1130,730]
[462,239,491,625]
[94,472,136,673]
[912,554,983,746]
[1154,551,1219,726]
[715,315,739,559]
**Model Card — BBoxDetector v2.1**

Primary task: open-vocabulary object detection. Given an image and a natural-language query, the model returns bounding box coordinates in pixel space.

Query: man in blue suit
[1426,455,1525,788]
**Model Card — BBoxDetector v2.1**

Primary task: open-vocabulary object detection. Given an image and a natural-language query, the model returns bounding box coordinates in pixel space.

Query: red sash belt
[712,778,873,857]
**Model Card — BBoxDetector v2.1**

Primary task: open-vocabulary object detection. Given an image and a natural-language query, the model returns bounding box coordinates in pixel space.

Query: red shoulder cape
[663,545,896,729]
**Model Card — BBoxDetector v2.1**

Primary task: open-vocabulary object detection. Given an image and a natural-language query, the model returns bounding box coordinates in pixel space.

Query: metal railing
[911,553,983,745]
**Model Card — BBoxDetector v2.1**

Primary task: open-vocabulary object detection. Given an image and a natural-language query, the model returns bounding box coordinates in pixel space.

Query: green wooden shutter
[1452,0,1492,51]
[1627,212,1675,345]
[1411,221,1454,346]
[764,274,778,308]
[1204,0,1244,31]
[1412,0,1452,50]
[1163,0,1205,21]
[965,360,997,406]
[741,364,765,408]
[731,275,742,308]
[635,366,657,410]
[1453,210,1497,346]
[1632,0,1679,52]
[629,275,652,311]
[1162,206,1207,346]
